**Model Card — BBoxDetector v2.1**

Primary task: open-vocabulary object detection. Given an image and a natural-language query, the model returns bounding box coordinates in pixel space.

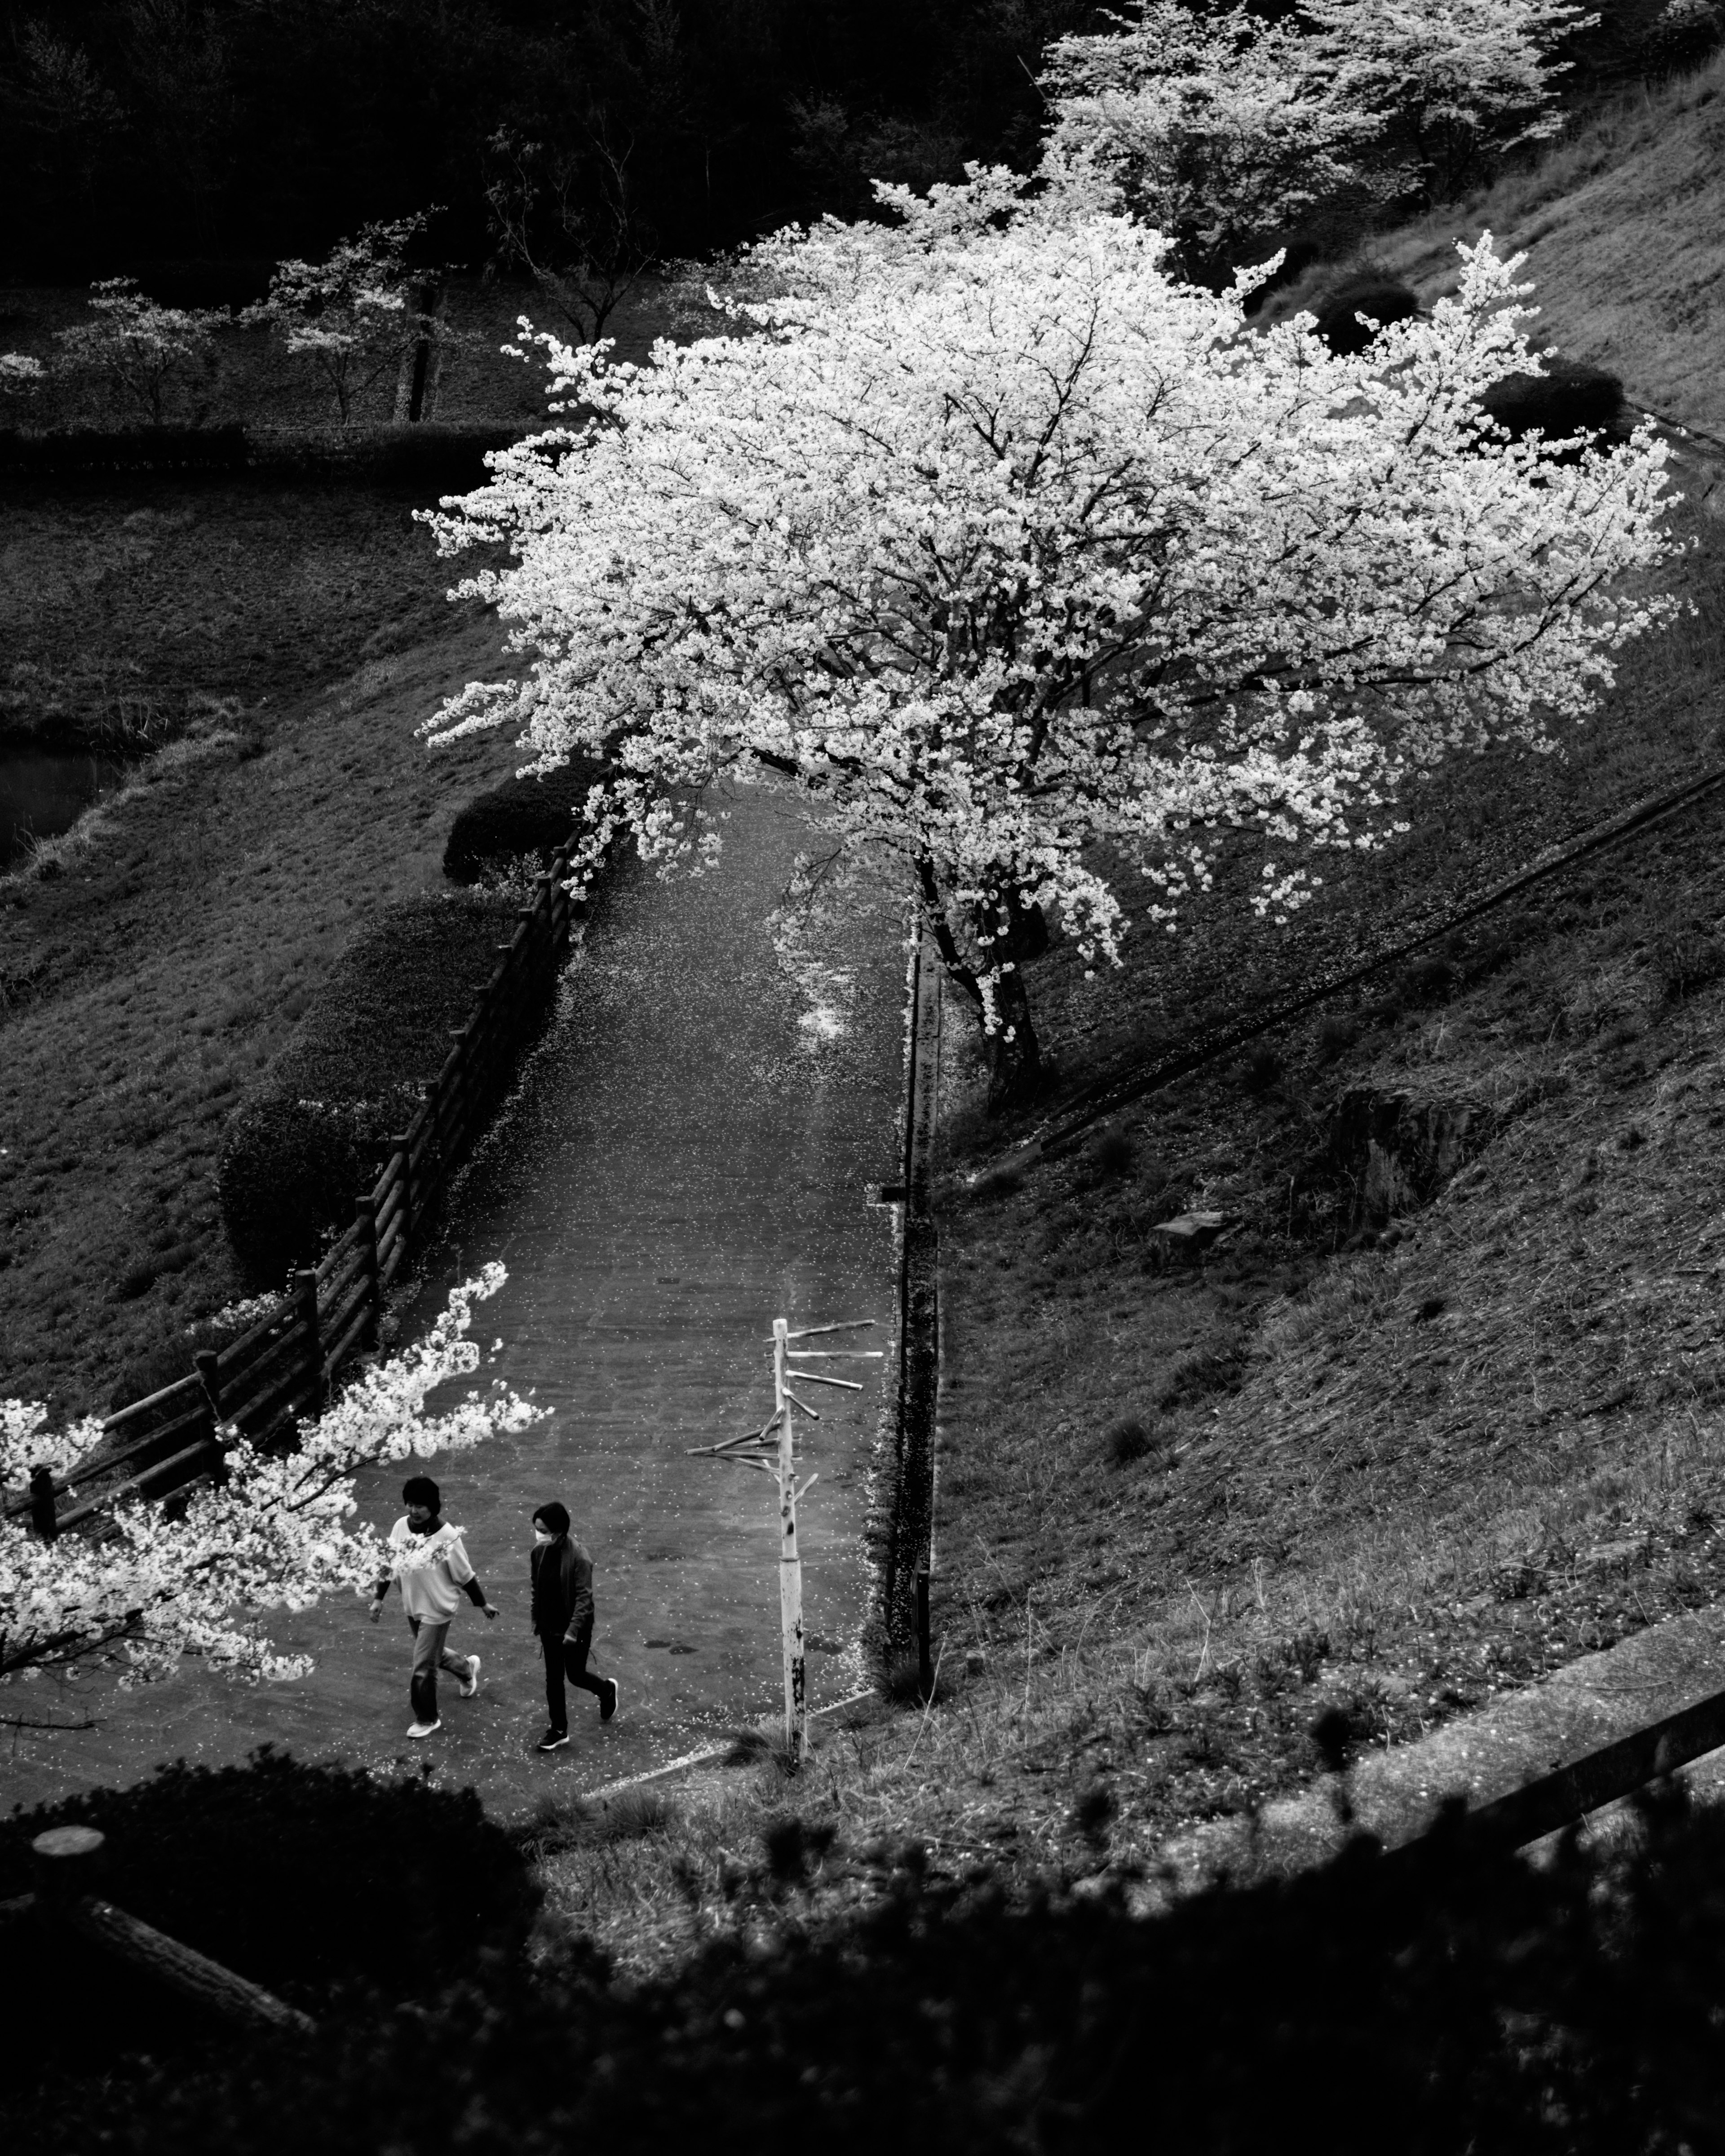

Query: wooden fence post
[294,1268,322,1420]
[355,1196,381,1348]
[27,1463,58,1541]
[31,1828,316,2037]
[193,1348,231,1486]
[193,1349,222,1420]
[33,1824,105,1903]
[390,1133,412,1246]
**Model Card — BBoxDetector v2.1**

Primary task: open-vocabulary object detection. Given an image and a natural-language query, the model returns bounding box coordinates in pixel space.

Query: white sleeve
[444,1536,476,1587]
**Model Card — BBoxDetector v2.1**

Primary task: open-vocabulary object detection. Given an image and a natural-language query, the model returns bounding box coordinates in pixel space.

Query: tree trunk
[916,864,1049,1115]
[985,959,1043,1114]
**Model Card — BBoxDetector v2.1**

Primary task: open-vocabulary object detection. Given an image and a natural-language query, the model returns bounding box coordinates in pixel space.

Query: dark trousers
[540,1622,604,1735]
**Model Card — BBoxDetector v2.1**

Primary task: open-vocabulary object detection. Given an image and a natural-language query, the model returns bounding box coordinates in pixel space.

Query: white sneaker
[407,1719,442,1738]
[460,1656,482,1699]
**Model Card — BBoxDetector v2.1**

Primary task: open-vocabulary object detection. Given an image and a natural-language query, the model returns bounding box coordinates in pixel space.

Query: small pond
[0,746,128,869]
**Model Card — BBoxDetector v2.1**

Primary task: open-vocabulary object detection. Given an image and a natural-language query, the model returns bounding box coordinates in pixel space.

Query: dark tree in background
[0,1,1698,290]
[0,0,1106,285]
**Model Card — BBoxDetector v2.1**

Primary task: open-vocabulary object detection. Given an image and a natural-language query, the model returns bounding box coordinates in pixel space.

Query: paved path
[4,783,906,1821]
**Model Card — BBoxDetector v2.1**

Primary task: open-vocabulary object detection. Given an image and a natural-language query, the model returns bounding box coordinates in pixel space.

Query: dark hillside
[0,488,510,1412]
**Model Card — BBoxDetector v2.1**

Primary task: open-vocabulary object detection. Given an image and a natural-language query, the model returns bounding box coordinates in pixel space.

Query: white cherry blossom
[0,1266,542,1717]
[419,187,1678,1105]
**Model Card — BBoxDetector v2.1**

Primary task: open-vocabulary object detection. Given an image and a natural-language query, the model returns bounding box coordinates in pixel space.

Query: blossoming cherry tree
[420,179,1677,1107]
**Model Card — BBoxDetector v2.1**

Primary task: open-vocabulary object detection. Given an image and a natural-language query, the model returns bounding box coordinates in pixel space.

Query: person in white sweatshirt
[368,1474,498,1737]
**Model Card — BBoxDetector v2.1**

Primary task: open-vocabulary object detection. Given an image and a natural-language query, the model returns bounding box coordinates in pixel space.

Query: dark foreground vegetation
[5,1750,1725,2154]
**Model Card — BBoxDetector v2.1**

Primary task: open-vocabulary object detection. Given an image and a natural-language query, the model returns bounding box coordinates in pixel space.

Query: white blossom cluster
[417,175,1677,1019]
[0,1266,542,1704]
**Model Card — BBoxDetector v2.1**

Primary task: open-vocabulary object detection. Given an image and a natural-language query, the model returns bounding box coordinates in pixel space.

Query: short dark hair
[402,1475,440,1509]
[533,1501,570,1536]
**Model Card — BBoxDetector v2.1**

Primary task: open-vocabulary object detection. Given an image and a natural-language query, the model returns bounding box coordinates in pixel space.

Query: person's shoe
[407,1719,442,1739]
[600,1679,619,1723]
[460,1657,482,1699]
[536,1729,570,1754]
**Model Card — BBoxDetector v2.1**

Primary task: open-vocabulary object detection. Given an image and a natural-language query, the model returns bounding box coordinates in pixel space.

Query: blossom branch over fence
[0,1266,543,1717]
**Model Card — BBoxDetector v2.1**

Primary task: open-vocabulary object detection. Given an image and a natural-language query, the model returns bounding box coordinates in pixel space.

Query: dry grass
[1367,51,1725,432]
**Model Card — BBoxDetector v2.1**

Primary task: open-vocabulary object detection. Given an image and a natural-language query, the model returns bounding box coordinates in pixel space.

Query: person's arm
[368,1527,400,1622]
[448,1536,499,1620]
[566,1542,595,1637]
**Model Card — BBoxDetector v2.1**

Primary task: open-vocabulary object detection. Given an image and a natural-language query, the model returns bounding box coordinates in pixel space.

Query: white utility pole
[773,1316,806,1761]
[690,1315,883,1767]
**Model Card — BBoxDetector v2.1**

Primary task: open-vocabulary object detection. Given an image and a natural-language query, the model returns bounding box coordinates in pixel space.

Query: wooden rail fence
[879,924,944,1677]
[7,848,581,1537]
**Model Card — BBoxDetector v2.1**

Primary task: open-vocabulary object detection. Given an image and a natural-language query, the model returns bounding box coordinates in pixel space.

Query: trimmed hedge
[0,424,249,476]
[11,1785,1725,2152]
[443,757,610,886]
[1309,273,1420,355]
[1480,359,1625,446]
[0,1749,538,2049]
[0,422,526,490]
[217,890,518,1286]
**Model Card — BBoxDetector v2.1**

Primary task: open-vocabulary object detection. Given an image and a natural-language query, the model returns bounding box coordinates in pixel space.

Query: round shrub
[218,891,517,1286]
[1479,360,1624,447]
[1309,274,1420,356]
[1104,1414,1159,1466]
[443,756,609,886]
[217,1090,372,1289]
[0,1749,539,2043]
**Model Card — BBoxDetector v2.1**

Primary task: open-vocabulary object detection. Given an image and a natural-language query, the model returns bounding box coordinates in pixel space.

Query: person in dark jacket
[530,1501,618,1753]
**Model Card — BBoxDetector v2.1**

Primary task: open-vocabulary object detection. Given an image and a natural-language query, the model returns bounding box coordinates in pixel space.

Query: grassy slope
[0,481,511,1413]
[1374,51,1725,433]
[890,62,1725,1868]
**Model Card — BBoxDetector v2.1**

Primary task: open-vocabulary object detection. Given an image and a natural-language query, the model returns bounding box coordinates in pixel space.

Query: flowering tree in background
[52,277,226,426]
[247,212,445,425]
[0,352,45,393]
[1040,3,1388,274]
[1043,0,1597,259]
[420,179,1677,1108]
[0,1266,541,1727]
[1305,0,1598,196]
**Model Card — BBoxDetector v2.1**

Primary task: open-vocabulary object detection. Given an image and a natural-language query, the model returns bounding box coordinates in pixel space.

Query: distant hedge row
[443,756,610,885]
[216,890,518,1286]
[0,422,527,490]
